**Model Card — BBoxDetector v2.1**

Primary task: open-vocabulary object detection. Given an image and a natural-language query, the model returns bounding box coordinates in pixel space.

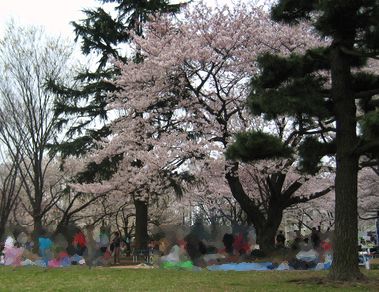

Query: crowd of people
[0,226,129,267]
[146,225,334,271]
[1,224,336,271]
[273,227,333,270]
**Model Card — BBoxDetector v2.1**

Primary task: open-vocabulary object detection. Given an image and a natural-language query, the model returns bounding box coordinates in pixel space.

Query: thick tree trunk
[255,209,283,253]
[134,200,148,250]
[0,204,13,241]
[328,45,363,281]
[32,214,43,253]
[225,163,263,222]
[54,223,65,237]
[0,226,4,242]
[0,213,8,241]
[54,217,72,241]
[255,226,276,253]
[225,162,284,254]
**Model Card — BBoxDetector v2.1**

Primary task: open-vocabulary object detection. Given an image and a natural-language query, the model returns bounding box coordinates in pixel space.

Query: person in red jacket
[73,230,87,256]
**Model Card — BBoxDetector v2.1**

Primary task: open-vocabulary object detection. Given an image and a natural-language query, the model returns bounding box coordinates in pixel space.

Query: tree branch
[285,186,333,208]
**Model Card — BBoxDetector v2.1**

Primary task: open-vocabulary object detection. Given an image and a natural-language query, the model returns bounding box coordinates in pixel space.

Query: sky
[0,0,244,39]
[0,0,99,37]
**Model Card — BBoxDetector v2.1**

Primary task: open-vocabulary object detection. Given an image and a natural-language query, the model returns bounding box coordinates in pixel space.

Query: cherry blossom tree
[182,158,255,228]
[283,167,379,238]
[43,159,114,235]
[284,183,335,234]
[358,168,379,220]
[75,1,332,251]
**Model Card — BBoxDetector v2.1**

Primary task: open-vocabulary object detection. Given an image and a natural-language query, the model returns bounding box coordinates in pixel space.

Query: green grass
[0,267,378,291]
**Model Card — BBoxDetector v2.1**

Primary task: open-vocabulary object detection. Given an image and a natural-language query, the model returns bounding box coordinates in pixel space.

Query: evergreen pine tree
[50,0,185,249]
[228,0,379,281]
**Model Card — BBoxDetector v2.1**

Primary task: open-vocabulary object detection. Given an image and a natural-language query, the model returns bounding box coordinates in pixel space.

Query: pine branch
[355,88,379,99]
[340,46,379,60]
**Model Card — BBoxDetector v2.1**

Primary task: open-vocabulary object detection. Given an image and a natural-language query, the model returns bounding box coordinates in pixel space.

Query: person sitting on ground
[291,236,302,251]
[233,232,251,255]
[183,233,206,266]
[221,233,234,256]
[276,231,286,248]
[321,238,332,253]
[300,237,311,251]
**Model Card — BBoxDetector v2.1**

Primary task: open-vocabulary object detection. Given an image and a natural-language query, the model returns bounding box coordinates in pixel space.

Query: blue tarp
[207,262,273,271]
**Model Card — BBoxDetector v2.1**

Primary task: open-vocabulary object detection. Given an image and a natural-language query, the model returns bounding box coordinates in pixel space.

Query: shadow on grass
[288,275,379,291]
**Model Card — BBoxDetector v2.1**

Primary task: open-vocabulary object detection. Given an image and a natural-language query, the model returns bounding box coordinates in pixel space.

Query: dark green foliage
[226,0,379,180]
[251,74,331,119]
[360,111,379,142]
[273,0,379,53]
[271,0,316,24]
[353,72,379,113]
[225,131,292,162]
[249,50,333,120]
[251,0,379,281]
[51,0,184,181]
[352,72,379,94]
[48,127,111,158]
[166,171,195,199]
[298,137,335,174]
[359,111,379,159]
[76,154,123,183]
[254,49,331,89]
[49,68,116,138]
[73,8,127,67]
[54,0,183,138]
[246,1,379,170]
[72,1,182,67]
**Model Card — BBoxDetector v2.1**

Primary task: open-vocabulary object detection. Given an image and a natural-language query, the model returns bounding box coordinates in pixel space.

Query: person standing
[73,229,87,256]
[111,231,122,264]
[84,225,96,268]
[311,227,321,249]
[99,226,109,255]
[38,233,53,266]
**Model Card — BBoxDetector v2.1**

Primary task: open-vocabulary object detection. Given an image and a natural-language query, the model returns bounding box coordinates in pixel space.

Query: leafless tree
[0,22,74,247]
[0,148,23,240]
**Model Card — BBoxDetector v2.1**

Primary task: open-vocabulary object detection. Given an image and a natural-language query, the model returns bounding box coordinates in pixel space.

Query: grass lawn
[0,266,378,291]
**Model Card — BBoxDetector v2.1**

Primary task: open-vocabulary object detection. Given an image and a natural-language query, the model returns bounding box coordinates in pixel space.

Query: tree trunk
[328,45,363,281]
[54,214,70,236]
[122,216,130,240]
[255,226,276,252]
[32,214,43,253]
[226,162,289,254]
[225,163,264,224]
[226,162,284,254]
[0,212,8,241]
[255,209,283,253]
[0,200,14,241]
[0,226,4,242]
[134,199,148,250]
